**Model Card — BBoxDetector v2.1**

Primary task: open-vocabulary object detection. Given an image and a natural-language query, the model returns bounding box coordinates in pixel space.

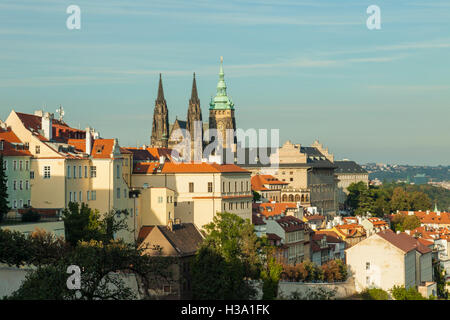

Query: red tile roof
[255,202,297,217]
[91,139,115,159]
[275,216,306,232]
[137,226,154,242]
[252,213,266,226]
[315,230,344,243]
[376,229,431,254]
[0,129,32,157]
[251,174,287,191]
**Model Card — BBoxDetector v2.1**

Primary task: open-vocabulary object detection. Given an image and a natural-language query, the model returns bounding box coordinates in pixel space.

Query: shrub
[21,209,41,222]
[361,288,389,300]
[389,285,426,300]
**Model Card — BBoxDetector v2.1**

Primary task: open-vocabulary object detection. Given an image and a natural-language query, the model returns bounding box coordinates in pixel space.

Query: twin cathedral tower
[150,57,237,154]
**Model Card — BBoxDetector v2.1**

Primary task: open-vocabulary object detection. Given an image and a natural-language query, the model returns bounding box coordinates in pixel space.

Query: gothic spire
[157,73,165,102]
[190,72,199,103]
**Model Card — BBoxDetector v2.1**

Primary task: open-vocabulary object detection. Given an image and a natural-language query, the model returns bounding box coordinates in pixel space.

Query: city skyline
[0,0,449,166]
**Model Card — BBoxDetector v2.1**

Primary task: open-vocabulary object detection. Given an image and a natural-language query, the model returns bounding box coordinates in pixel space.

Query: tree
[389,285,427,300]
[434,263,449,299]
[0,154,9,222]
[391,214,420,232]
[62,202,129,246]
[390,187,411,211]
[261,248,283,300]
[191,212,262,299]
[21,209,41,222]
[409,191,432,211]
[252,190,261,202]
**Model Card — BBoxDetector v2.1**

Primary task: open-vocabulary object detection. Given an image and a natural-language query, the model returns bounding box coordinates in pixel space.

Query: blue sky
[0,0,449,165]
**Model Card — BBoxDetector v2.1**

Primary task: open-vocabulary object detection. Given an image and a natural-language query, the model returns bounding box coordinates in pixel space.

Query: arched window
[295,194,300,202]
[288,194,294,202]
[282,194,287,202]
[301,194,305,202]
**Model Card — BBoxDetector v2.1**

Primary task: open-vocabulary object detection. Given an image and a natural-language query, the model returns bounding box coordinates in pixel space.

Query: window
[44,166,51,179]
[19,180,23,190]
[158,196,163,203]
[79,166,82,178]
[124,189,127,198]
[366,262,370,270]
[30,171,34,179]
[79,191,82,202]
[246,181,249,191]
[25,180,29,190]
[74,192,77,202]
[116,165,120,179]
[189,182,194,193]
[19,161,23,171]
[90,166,97,178]
[229,202,233,210]
[69,192,73,202]
[13,160,17,171]
[13,180,17,190]
[208,182,213,193]
[116,188,121,199]
[13,200,17,208]
[235,182,237,191]
[84,166,88,178]
[366,276,371,285]
[27,200,31,207]
[2,160,7,170]
[87,191,90,201]
[67,166,71,178]
[241,181,243,191]
[35,145,40,154]
[25,161,29,171]
[73,166,76,178]
[290,178,293,182]
[92,190,96,200]
[222,181,225,192]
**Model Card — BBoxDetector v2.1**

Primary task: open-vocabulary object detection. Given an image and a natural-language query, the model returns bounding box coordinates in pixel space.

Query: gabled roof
[334,160,367,174]
[376,229,431,254]
[315,230,344,243]
[251,174,287,191]
[91,139,115,159]
[275,215,306,232]
[157,223,204,256]
[0,129,32,157]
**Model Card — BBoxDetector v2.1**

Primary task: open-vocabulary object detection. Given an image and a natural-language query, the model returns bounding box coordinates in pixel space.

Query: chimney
[167,218,173,231]
[159,156,165,164]
[85,127,92,154]
[34,110,43,117]
[42,112,53,140]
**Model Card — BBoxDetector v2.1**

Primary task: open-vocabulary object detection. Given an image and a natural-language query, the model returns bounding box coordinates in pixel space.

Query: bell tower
[208,57,236,150]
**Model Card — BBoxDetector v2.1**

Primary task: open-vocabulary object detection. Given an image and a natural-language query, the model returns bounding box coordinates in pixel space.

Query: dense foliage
[281,259,347,283]
[390,214,421,232]
[389,285,429,300]
[21,209,41,222]
[0,154,9,222]
[1,203,176,300]
[361,288,389,300]
[63,202,129,246]
[346,182,433,216]
[191,212,265,300]
[434,263,449,299]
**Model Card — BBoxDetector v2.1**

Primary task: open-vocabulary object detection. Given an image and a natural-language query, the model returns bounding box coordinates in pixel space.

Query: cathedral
[150,57,237,157]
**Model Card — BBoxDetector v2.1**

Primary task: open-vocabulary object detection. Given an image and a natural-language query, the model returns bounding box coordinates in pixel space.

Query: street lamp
[129,189,141,242]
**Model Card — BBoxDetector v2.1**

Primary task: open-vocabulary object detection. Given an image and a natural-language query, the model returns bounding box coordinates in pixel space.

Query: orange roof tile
[251,174,287,191]
[0,129,32,157]
[255,202,297,217]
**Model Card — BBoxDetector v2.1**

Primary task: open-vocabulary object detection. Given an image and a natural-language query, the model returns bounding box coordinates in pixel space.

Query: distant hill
[363,164,450,183]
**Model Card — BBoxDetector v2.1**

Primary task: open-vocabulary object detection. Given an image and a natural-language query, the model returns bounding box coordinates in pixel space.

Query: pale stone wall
[1,221,65,238]
[346,234,408,292]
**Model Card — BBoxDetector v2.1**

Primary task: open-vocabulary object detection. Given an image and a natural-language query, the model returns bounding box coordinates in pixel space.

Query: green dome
[209,57,234,110]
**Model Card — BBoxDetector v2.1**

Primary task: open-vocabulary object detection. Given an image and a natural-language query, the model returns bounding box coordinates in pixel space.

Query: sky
[0,0,449,166]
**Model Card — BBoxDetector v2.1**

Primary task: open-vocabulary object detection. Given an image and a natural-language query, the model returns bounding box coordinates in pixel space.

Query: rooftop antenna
[56,105,65,122]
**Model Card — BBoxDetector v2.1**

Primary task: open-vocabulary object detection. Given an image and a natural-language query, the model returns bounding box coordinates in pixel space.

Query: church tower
[186,72,203,143]
[208,57,236,150]
[151,74,170,148]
